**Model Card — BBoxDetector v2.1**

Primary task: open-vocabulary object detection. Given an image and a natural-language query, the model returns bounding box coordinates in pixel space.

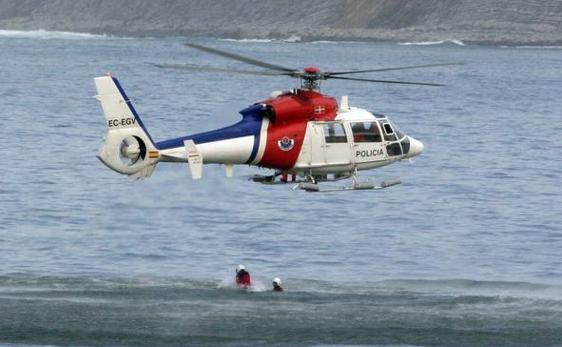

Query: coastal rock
[0,0,561,45]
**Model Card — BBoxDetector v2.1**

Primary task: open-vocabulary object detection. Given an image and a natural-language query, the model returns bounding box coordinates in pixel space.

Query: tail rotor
[119,135,146,166]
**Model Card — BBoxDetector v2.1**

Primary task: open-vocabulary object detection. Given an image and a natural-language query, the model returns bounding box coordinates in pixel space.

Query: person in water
[272,277,283,292]
[235,264,251,288]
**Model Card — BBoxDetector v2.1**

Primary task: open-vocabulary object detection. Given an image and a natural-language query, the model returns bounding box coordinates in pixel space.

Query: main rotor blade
[186,43,298,73]
[329,76,445,87]
[153,63,288,76]
[327,62,464,76]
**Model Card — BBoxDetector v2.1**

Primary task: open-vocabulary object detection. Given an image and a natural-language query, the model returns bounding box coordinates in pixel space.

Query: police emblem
[277,136,295,151]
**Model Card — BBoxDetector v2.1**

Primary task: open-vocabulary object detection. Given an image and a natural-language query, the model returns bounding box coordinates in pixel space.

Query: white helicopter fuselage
[155,104,423,177]
[293,106,423,176]
[95,76,422,181]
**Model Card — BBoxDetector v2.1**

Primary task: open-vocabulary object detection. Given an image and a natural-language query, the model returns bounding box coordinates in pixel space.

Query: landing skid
[250,173,401,192]
[294,178,402,192]
[250,172,349,186]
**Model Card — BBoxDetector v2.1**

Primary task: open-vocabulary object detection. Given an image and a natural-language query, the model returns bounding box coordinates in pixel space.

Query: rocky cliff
[1,0,561,45]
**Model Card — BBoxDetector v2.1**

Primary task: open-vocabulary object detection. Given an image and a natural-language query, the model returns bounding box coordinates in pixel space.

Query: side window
[381,122,397,141]
[351,122,382,143]
[323,123,347,143]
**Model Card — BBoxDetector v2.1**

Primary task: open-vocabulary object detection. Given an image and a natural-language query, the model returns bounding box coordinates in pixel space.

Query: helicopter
[95,43,456,192]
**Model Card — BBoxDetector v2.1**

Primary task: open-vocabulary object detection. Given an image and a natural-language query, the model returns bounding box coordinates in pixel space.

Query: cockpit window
[351,121,382,143]
[383,123,394,135]
[380,121,397,141]
[323,122,347,143]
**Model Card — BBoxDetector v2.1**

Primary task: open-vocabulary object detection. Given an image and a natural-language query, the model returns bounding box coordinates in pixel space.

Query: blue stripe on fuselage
[157,104,263,163]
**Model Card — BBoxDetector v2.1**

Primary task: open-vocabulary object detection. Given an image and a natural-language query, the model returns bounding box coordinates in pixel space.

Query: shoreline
[0,0,560,47]
[1,27,562,47]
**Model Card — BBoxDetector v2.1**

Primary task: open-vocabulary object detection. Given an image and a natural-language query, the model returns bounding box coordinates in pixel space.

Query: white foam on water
[217,276,269,292]
[218,38,273,43]
[247,280,268,292]
[283,35,301,43]
[218,36,302,44]
[0,29,109,40]
[399,39,465,46]
[310,40,341,44]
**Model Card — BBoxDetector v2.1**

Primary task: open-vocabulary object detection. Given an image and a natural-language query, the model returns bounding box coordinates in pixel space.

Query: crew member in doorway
[235,264,251,288]
[272,277,283,292]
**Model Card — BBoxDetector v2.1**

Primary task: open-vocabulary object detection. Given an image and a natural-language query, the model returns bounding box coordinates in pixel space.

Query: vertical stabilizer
[94,76,159,178]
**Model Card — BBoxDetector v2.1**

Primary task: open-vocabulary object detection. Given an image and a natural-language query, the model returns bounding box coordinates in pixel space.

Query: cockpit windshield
[379,118,408,156]
[349,118,410,157]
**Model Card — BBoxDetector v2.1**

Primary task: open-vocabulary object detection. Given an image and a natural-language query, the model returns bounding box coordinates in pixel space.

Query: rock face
[0,0,561,45]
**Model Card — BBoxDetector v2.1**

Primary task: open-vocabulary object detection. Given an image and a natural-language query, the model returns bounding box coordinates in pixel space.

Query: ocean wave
[310,40,343,44]
[374,278,562,300]
[217,275,269,292]
[218,35,301,43]
[1,275,560,347]
[512,45,562,49]
[0,29,109,40]
[1,275,560,299]
[283,35,301,43]
[399,39,466,46]
[218,38,274,43]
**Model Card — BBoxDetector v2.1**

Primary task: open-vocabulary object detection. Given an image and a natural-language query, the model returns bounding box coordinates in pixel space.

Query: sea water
[0,31,561,346]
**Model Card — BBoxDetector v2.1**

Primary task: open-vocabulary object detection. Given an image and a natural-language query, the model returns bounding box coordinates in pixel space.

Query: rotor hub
[301,66,324,90]
[303,66,321,74]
